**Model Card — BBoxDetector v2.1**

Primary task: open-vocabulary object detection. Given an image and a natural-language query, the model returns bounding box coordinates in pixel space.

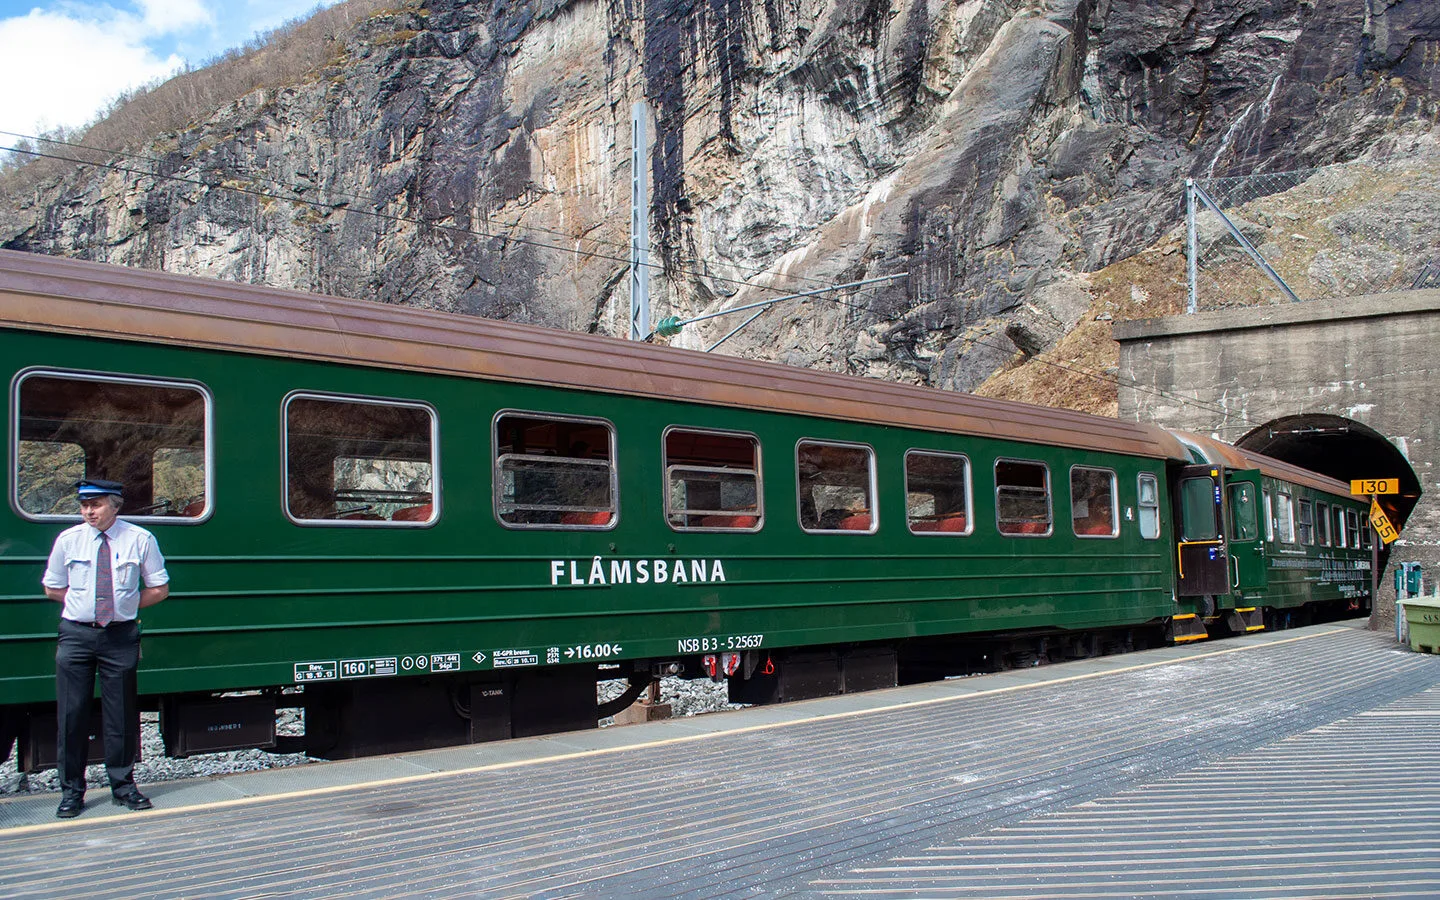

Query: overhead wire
[752,68,1255,428]
[5,141,891,316]
[952,331,1256,427]
[0,129,850,296]
[2,131,1247,426]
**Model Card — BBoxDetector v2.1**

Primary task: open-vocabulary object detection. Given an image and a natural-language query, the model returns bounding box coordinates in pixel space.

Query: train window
[1228,483,1258,541]
[494,412,616,529]
[996,459,1051,536]
[1276,492,1296,543]
[1137,474,1160,540]
[1346,509,1361,548]
[664,428,761,531]
[1335,507,1348,549]
[1317,502,1331,546]
[1361,518,1373,550]
[285,393,437,526]
[1070,467,1117,538]
[797,440,875,533]
[1297,499,1315,545]
[1179,477,1218,541]
[14,370,211,523]
[1263,490,1275,541]
[906,451,971,536]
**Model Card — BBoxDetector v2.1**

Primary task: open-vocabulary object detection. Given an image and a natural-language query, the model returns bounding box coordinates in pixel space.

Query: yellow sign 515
[1351,478,1399,496]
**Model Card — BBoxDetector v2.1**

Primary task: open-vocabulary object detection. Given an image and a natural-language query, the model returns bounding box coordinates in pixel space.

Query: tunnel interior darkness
[1237,414,1420,574]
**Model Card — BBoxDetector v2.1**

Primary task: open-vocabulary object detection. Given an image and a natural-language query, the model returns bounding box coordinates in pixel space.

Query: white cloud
[137,0,213,32]
[0,0,333,151]
[0,8,186,142]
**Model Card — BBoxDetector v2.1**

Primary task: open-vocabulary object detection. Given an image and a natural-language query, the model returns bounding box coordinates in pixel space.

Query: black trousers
[55,618,140,797]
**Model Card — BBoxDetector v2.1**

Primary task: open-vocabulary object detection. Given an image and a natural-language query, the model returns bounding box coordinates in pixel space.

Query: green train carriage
[0,251,1372,766]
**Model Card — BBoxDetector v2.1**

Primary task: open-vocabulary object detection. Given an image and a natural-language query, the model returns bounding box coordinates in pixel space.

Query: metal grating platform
[820,687,1440,898]
[2,622,1438,898]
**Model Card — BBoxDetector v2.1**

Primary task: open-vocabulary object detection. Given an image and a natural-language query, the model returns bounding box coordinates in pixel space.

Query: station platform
[2,620,1438,898]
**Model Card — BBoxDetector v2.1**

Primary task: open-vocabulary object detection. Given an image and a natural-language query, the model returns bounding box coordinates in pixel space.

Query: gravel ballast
[2,677,733,795]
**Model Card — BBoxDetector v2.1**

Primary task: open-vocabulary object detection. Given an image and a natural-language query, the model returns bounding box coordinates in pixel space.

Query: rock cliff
[2,0,1437,404]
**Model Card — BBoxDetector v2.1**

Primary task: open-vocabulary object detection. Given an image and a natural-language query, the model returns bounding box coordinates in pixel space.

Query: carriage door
[1225,469,1268,601]
[1175,466,1231,596]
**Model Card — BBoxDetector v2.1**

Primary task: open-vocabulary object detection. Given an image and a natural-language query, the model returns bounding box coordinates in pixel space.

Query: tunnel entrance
[1236,414,1421,574]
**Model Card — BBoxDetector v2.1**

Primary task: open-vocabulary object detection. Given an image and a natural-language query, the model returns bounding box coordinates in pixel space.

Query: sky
[0,0,337,151]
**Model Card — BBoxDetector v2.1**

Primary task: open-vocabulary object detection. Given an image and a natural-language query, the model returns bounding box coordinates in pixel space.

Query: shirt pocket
[62,557,92,600]
[115,558,142,593]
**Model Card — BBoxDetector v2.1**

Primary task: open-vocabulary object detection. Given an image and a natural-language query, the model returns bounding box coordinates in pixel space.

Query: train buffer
[3,621,1439,897]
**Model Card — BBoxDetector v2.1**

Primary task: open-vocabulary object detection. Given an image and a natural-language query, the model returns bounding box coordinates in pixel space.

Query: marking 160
[562,643,623,660]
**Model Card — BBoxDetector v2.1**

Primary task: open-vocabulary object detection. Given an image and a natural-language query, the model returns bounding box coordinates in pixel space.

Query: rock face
[2,0,1437,392]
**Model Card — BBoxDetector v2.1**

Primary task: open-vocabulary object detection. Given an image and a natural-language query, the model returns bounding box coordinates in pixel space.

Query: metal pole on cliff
[629,102,651,341]
[1186,178,1198,314]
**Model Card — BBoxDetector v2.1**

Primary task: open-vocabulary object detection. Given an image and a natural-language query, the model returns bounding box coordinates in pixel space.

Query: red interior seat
[700,514,758,528]
[561,510,612,525]
[1005,521,1048,535]
[392,503,434,522]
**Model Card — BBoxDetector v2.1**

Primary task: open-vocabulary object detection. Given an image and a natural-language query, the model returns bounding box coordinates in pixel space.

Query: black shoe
[111,789,152,811]
[56,795,84,818]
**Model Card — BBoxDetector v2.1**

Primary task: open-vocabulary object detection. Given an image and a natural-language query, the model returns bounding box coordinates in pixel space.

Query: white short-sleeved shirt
[42,519,169,623]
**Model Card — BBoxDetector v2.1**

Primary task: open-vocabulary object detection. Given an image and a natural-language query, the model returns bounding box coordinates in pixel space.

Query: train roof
[1173,431,1354,497]
[0,249,1349,494]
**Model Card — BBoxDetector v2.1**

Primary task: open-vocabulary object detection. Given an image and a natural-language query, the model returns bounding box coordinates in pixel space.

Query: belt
[65,618,135,629]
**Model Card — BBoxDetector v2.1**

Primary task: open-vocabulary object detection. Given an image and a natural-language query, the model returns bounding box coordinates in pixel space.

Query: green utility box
[1401,598,1440,654]
[1396,563,1424,596]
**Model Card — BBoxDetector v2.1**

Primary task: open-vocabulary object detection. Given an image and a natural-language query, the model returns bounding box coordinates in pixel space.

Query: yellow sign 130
[1351,478,1399,496]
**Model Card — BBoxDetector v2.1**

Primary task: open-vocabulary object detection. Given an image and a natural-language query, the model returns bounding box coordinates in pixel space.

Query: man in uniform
[42,479,170,819]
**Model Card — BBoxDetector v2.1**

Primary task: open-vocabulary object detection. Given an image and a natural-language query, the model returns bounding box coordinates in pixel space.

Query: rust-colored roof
[0,250,1194,460]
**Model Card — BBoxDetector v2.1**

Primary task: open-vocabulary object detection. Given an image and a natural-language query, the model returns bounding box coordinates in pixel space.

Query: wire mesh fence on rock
[1188,153,1440,311]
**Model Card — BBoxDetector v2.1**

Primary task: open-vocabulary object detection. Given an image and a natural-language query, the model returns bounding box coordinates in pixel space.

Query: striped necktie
[94,533,114,627]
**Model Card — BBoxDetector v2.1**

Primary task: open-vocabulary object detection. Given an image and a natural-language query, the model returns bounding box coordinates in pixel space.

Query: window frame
[1263,489,1275,542]
[995,457,1052,538]
[11,367,215,525]
[795,438,877,535]
[1137,473,1160,540]
[1069,465,1118,539]
[492,408,618,531]
[662,425,763,533]
[1275,490,1296,544]
[282,390,441,528]
[904,449,973,537]
[1317,501,1331,547]
[1297,498,1315,546]
[1335,506,1349,549]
